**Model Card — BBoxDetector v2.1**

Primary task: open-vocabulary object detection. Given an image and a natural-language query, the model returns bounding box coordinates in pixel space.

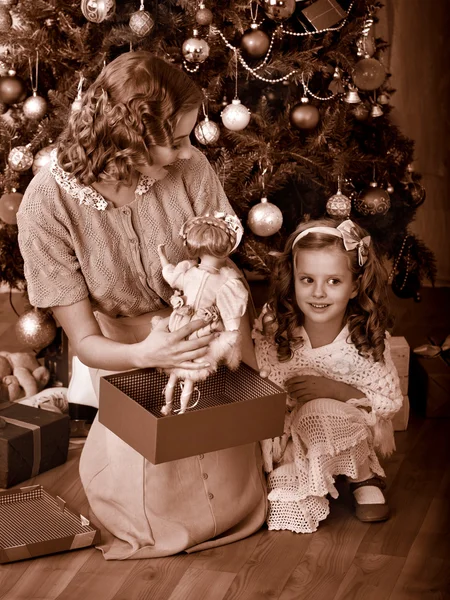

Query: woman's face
[136,108,199,177]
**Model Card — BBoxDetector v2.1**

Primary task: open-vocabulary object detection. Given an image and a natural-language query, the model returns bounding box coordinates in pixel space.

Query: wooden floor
[1,289,450,600]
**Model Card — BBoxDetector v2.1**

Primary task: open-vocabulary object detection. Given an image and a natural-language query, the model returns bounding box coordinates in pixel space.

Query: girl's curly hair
[267,218,390,363]
[57,51,203,185]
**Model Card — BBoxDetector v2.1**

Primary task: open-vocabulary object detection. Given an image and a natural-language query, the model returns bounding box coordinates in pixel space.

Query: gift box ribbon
[0,406,41,478]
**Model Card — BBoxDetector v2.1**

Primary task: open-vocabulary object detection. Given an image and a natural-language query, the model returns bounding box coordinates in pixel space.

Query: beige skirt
[79,309,267,560]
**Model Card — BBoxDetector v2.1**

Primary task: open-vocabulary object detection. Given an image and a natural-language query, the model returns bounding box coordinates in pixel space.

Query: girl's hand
[285,375,364,404]
[136,317,216,370]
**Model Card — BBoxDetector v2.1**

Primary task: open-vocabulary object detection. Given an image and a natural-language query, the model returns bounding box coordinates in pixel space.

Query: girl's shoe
[349,476,390,522]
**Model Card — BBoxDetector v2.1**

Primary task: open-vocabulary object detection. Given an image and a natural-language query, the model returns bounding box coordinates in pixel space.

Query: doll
[156,212,248,415]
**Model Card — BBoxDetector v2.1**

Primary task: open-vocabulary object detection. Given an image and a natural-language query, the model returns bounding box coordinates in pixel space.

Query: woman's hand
[285,375,364,405]
[136,317,217,370]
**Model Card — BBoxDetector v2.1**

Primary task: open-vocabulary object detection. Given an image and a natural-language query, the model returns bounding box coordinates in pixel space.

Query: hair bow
[336,220,371,266]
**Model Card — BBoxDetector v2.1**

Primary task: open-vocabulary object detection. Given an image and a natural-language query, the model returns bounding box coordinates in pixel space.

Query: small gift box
[0,402,70,489]
[0,484,100,563]
[99,363,287,464]
[301,0,346,31]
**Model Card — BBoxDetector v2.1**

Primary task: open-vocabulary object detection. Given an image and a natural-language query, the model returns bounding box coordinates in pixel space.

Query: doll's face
[136,108,198,177]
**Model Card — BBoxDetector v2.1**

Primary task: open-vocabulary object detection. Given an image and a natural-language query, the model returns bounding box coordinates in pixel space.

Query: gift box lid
[0,484,101,563]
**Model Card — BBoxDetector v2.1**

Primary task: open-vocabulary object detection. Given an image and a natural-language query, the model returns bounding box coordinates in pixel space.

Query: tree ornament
[386,183,394,194]
[221,98,251,131]
[326,189,351,218]
[301,0,346,30]
[15,308,58,351]
[354,182,391,216]
[248,196,283,237]
[240,25,270,59]
[0,59,9,76]
[352,102,370,121]
[344,84,361,104]
[352,58,386,91]
[0,189,23,224]
[377,93,390,105]
[32,144,56,175]
[182,30,210,63]
[0,71,27,104]
[8,145,34,172]
[71,73,84,112]
[370,104,383,118]
[356,14,376,58]
[81,0,115,23]
[0,7,12,31]
[405,181,426,207]
[290,97,320,130]
[129,1,154,37]
[262,0,296,22]
[194,116,220,145]
[23,91,47,120]
[195,2,213,25]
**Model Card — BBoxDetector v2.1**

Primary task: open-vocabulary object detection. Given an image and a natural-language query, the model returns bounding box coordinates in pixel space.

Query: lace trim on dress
[49,149,156,211]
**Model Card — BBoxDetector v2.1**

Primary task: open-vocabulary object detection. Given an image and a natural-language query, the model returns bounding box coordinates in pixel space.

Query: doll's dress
[162,260,248,380]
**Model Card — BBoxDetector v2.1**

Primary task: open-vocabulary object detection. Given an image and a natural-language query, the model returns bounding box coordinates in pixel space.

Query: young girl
[253,218,403,533]
[156,212,248,415]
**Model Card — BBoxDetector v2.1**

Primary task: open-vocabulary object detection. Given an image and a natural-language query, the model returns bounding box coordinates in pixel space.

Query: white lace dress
[252,305,403,534]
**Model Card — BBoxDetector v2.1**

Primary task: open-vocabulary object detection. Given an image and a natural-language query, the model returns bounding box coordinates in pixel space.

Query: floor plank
[167,568,236,600]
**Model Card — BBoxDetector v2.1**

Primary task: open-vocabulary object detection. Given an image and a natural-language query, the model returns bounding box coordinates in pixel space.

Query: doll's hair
[57,51,203,185]
[182,215,238,259]
[267,217,390,363]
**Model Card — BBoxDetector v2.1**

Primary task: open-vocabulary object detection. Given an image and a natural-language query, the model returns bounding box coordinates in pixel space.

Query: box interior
[105,363,283,417]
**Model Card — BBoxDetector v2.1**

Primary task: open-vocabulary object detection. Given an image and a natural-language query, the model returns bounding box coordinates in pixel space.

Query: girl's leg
[161,373,178,415]
[348,461,389,522]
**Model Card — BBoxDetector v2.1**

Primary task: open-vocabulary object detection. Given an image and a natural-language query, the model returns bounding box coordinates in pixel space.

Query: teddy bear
[0,351,51,402]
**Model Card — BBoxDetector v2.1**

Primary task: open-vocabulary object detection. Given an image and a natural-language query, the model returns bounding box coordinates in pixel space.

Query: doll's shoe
[349,476,390,522]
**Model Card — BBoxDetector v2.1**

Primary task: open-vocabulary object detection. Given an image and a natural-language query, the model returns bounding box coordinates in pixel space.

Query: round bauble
[354,184,391,216]
[240,28,270,59]
[32,144,56,175]
[129,8,154,36]
[248,197,283,237]
[15,308,58,351]
[326,190,351,218]
[23,93,48,120]
[0,190,23,224]
[8,145,34,172]
[0,74,27,104]
[290,102,320,130]
[352,57,386,91]
[0,7,12,31]
[195,5,213,25]
[81,0,115,23]
[352,103,370,121]
[262,0,296,21]
[182,35,210,63]
[221,98,251,131]
[194,117,220,145]
[405,181,426,207]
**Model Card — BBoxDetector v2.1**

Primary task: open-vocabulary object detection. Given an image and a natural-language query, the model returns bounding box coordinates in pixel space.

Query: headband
[180,211,244,253]
[292,219,371,266]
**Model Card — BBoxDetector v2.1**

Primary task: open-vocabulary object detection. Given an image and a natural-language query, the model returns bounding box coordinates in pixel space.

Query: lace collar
[50,149,156,211]
[299,324,350,350]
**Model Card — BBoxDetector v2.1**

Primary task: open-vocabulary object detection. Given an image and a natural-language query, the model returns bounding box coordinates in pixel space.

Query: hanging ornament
[221,98,251,131]
[386,183,394,194]
[377,93,390,105]
[23,52,48,120]
[326,178,351,218]
[15,308,58,351]
[370,103,383,118]
[356,13,375,58]
[71,73,85,112]
[182,29,210,63]
[240,25,271,59]
[0,70,27,104]
[405,181,426,207]
[344,84,361,104]
[352,102,370,121]
[0,7,12,31]
[8,145,34,172]
[290,96,320,130]
[352,58,386,91]
[328,67,345,95]
[301,0,346,31]
[81,0,115,23]
[248,196,283,237]
[195,2,213,25]
[129,0,154,36]
[0,188,23,224]
[354,181,391,216]
[194,116,220,145]
[32,144,56,175]
[262,0,295,22]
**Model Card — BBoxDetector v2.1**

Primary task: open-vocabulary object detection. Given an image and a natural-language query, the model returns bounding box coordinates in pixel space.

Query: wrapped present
[301,0,346,31]
[0,402,70,489]
[99,363,287,464]
[0,484,100,563]
[390,336,410,431]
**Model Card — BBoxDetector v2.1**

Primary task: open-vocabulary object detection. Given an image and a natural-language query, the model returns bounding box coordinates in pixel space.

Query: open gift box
[99,363,287,464]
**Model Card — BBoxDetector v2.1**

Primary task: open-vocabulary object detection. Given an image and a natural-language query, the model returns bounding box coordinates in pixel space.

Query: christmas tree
[0,0,436,302]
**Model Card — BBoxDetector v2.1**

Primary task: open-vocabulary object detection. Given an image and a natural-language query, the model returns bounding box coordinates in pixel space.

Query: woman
[17,51,267,560]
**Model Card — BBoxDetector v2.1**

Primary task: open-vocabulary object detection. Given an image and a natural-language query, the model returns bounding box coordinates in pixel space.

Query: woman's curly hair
[57,51,203,185]
[266,218,390,363]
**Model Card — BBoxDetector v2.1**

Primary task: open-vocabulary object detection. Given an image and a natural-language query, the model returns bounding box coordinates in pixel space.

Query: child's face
[136,108,199,177]
[293,247,358,332]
